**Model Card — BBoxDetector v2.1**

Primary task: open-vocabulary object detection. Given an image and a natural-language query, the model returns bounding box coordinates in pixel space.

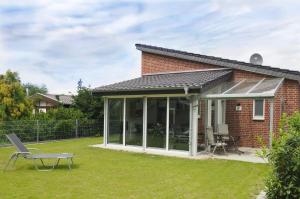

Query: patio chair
[217,124,241,153]
[207,127,227,154]
[3,133,74,171]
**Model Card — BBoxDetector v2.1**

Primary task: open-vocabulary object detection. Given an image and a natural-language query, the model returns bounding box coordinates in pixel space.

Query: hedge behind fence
[0,119,103,145]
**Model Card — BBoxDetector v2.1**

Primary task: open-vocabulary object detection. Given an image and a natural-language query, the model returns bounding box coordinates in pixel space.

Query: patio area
[92,144,267,164]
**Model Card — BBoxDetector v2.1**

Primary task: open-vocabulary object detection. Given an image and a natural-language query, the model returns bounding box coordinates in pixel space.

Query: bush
[0,107,103,144]
[31,107,85,120]
[265,112,300,199]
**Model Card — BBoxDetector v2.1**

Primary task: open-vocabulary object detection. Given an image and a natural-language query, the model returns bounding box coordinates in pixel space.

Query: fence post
[36,120,39,143]
[75,119,78,138]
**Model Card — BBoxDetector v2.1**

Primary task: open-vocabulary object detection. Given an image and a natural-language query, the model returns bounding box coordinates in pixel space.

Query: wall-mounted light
[236,103,242,111]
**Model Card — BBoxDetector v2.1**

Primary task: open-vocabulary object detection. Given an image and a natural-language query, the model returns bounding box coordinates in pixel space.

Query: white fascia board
[104,93,195,98]
[203,92,275,99]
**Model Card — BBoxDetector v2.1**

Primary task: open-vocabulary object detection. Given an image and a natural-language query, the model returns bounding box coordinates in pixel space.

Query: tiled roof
[57,95,73,105]
[93,69,232,94]
[31,93,73,105]
[136,44,300,81]
[44,94,73,105]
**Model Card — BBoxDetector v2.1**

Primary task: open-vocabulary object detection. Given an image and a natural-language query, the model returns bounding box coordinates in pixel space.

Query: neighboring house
[30,93,73,113]
[93,44,300,157]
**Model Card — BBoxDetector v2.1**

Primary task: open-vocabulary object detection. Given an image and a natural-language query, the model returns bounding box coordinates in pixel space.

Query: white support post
[222,100,226,124]
[191,96,199,156]
[206,99,212,152]
[103,98,108,146]
[189,98,193,154]
[269,99,274,148]
[142,97,147,150]
[217,99,222,125]
[123,98,126,146]
[207,99,212,127]
[166,97,170,151]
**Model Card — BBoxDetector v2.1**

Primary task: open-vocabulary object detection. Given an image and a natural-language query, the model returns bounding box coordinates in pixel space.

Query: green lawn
[0,137,268,199]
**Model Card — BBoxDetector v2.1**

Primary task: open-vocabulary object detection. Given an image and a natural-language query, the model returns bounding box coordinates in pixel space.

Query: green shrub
[287,112,300,131]
[266,112,300,199]
[31,107,85,120]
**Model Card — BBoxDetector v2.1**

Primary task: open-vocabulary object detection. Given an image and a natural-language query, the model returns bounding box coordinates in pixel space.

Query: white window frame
[253,99,265,120]
[104,94,193,154]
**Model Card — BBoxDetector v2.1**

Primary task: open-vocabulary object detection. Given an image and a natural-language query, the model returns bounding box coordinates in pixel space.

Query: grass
[0,137,268,199]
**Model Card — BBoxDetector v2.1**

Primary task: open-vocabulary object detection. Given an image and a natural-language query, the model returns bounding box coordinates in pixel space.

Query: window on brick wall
[253,99,265,120]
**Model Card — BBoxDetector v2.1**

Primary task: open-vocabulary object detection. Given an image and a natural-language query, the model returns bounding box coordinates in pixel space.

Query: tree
[72,87,103,120]
[0,70,33,120]
[23,83,48,96]
[263,113,300,199]
[77,79,83,91]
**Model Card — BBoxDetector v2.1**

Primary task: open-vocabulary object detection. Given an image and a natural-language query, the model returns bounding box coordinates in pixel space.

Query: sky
[0,0,300,94]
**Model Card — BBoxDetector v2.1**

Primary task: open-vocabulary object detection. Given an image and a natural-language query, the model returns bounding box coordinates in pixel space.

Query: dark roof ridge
[143,68,230,76]
[136,43,300,81]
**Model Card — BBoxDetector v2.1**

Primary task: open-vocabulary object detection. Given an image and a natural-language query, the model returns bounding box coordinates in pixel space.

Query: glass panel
[254,99,264,116]
[226,80,259,94]
[125,98,143,146]
[169,97,190,151]
[205,81,240,94]
[108,99,123,144]
[250,78,282,94]
[147,98,167,148]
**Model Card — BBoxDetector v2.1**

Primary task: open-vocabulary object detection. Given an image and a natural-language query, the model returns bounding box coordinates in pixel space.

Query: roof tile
[93,69,232,94]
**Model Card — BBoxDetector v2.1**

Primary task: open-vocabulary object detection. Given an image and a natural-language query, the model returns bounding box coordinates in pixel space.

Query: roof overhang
[201,78,284,99]
[30,93,61,105]
[93,69,232,96]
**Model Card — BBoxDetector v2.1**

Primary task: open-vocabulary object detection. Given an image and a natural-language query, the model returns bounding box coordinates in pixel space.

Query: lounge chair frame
[3,133,74,171]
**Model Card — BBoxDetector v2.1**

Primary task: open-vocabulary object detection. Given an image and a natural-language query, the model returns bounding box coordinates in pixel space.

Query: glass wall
[169,97,190,151]
[125,98,143,146]
[147,98,167,148]
[106,96,191,152]
[108,99,123,144]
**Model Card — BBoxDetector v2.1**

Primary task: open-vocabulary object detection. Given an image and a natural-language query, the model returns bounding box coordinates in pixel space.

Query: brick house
[93,44,300,156]
[30,93,73,113]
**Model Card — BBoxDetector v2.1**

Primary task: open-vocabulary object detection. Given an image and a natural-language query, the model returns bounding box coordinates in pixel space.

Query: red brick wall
[141,52,300,147]
[226,71,300,147]
[141,52,219,74]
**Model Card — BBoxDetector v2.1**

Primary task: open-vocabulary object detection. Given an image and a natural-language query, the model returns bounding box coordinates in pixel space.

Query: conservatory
[94,69,284,156]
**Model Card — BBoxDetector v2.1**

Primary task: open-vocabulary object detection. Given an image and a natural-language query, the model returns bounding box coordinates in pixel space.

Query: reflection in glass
[254,99,264,116]
[250,78,282,93]
[226,80,258,94]
[147,98,167,148]
[125,98,143,146]
[108,99,123,144]
[169,97,190,151]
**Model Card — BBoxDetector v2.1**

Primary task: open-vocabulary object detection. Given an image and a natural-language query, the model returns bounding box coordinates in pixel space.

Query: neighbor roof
[93,69,232,95]
[136,44,300,81]
[44,94,73,105]
[31,93,73,105]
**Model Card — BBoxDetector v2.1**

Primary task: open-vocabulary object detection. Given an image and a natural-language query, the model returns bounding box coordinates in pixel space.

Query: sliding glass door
[169,97,190,151]
[147,98,167,149]
[125,98,143,146]
[108,99,123,144]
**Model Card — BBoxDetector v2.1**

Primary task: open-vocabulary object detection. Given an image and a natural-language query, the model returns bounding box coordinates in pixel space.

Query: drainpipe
[184,86,189,95]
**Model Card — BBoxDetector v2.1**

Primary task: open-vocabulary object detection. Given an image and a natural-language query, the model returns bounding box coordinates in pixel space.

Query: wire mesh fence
[0,119,103,146]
